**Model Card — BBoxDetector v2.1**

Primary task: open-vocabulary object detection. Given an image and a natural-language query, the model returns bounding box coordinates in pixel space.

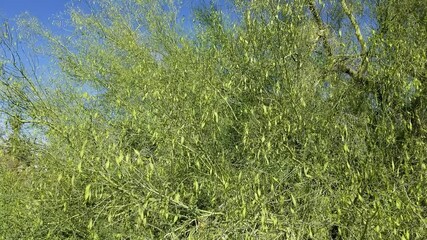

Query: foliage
[0,0,426,239]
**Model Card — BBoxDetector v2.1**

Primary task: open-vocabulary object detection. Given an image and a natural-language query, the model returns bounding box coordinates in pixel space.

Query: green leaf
[88,218,93,230]
[77,162,82,173]
[343,144,349,152]
[85,184,91,201]
[116,152,123,166]
[291,194,297,206]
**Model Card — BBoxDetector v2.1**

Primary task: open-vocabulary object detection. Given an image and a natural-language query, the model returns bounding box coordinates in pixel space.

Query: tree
[0,0,426,238]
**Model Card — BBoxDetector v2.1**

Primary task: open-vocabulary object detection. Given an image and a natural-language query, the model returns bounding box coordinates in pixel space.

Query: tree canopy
[1,0,426,239]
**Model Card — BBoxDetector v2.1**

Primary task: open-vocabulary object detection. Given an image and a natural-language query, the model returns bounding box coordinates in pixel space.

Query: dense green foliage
[1,0,426,239]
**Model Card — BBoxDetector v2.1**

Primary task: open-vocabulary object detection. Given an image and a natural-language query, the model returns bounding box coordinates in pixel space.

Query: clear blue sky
[0,0,71,25]
[0,0,235,30]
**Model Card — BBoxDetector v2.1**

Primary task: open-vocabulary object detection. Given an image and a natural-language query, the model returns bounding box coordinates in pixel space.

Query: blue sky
[0,0,236,30]
[0,0,72,25]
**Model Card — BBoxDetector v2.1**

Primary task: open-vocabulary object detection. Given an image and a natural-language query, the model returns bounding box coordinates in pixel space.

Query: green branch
[340,0,369,78]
